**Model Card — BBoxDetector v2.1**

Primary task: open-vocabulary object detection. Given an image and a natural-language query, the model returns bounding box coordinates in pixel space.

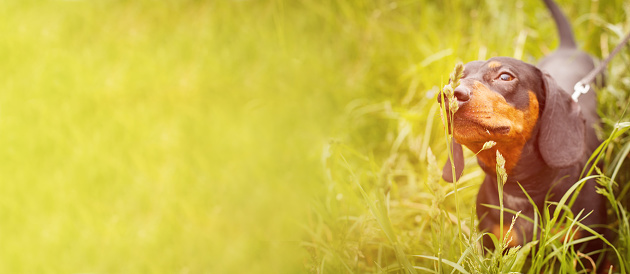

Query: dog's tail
[542,0,577,49]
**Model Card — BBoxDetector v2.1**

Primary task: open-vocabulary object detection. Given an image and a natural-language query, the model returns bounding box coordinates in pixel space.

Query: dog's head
[441,57,585,182]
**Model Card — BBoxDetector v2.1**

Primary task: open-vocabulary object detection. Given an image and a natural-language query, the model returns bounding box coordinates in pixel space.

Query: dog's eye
[498,73,514,81]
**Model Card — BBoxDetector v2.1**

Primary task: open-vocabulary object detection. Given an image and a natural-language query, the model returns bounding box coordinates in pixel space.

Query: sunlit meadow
[0,0,628,273]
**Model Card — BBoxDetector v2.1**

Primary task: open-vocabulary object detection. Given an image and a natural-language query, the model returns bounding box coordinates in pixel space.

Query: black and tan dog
[440,0,608,269]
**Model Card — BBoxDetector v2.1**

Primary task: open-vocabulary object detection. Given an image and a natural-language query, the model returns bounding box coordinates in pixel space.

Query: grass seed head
[448,95,459,113]
[496,150,507,184]
[443,62,464,114]
[449,62,464,89]
[481,141,496,151]
[442,84,459,113]
[443,84,454,98]
[504,211,521,245]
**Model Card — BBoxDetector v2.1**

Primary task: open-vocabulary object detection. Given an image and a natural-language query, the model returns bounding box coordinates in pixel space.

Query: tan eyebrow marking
[487,61,502,69]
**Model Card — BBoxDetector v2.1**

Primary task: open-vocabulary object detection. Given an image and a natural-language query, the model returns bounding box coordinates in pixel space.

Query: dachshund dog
[440,0,608,269]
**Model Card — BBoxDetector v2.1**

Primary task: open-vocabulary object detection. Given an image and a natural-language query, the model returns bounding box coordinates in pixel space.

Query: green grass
[303,0,630,273]
[0,0,627,273]
[0,0,341,272]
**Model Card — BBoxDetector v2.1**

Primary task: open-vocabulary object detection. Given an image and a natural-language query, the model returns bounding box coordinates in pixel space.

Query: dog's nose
[437,84,471,109]
[453,86,471,102]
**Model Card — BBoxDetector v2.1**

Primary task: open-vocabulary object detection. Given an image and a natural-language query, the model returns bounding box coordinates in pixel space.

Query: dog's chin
[452,118,511,144]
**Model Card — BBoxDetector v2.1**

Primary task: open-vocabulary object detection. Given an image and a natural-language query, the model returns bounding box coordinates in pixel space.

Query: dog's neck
[508,139,557,193]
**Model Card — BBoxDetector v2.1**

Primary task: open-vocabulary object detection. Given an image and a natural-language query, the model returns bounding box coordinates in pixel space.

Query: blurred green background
[0,0,627,273]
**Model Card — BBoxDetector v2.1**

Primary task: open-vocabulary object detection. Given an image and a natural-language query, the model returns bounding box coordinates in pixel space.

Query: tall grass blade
[511,240,538,272]
[610,141,630,183]
[550,175,599,224]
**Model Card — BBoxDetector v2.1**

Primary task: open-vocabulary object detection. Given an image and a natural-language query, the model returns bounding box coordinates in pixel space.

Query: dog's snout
[453,86,471,102]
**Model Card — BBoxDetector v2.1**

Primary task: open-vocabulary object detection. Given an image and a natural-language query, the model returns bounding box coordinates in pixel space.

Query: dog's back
[538,0,609,267]
[537,0,600,152]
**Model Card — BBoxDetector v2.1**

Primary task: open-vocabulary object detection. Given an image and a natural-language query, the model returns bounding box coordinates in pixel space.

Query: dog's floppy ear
[442,140,464,182]
[538,72,585,168]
